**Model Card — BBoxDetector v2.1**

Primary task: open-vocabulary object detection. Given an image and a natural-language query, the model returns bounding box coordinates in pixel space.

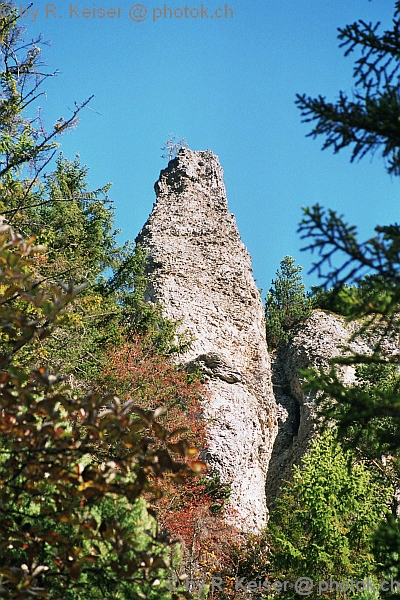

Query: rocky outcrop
[136,148,277,532]
[135,148,398,524]
[266,309,399,506]
[266,311,354,505]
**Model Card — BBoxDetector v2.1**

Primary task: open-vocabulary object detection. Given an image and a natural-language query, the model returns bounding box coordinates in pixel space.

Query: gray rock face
[266,309,399,506]
[266,311,355,505]
[136,149,277,531]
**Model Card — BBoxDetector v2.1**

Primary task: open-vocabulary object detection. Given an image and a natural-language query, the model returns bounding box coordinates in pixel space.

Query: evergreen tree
[268,431,390,592]
[234,431,390,599]
[265,255,312,348]
[296,1,400,176]
[0,5,123,382]
[295,1,400,592]
[0,223,201,599]
[0,7,205,598]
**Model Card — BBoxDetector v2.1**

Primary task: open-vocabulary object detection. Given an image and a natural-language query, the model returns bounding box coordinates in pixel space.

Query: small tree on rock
[161,135,188,161]
[265,255,313,348]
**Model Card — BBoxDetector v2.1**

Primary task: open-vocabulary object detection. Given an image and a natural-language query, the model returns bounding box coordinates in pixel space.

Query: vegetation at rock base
[267,430,390,591]
[228,430,390,600]
[0,223,208,599]
[96,339,239,593]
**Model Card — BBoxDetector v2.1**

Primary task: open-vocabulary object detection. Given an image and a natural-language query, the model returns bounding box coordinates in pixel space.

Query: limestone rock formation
[136,148,277,531]
[266,309,399,506]
[266,310,357,505]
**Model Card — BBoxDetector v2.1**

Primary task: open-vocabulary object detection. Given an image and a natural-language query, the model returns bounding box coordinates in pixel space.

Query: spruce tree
[267,431,390,590]
[296,2,400,590]
[265,255,312,348]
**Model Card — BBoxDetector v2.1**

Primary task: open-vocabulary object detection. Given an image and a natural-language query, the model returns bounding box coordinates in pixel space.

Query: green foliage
[0,8,124,382]
[303,360,400,486]
[299,206,400,311]
[295,1,400,175]
[265,255,313,348]
[0,224,196,599]
[311,276,397,318]
[41,497,178,600]
[27,156,189,380]
[3,150,189,381]
[108,243,192,357]
[296,2,400,594]
[373,516,400,589]
[23,153,125,381]
[200,472,232,516]
[267,431,390,591]
[311,284,360,316]
[232,431,390,600]
[36,153,115,283]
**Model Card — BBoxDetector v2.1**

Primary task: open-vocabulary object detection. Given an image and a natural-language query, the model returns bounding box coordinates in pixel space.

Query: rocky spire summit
[136,148,277,531]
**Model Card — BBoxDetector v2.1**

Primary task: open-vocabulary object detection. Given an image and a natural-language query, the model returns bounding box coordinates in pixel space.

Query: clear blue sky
[25,0,398,295]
